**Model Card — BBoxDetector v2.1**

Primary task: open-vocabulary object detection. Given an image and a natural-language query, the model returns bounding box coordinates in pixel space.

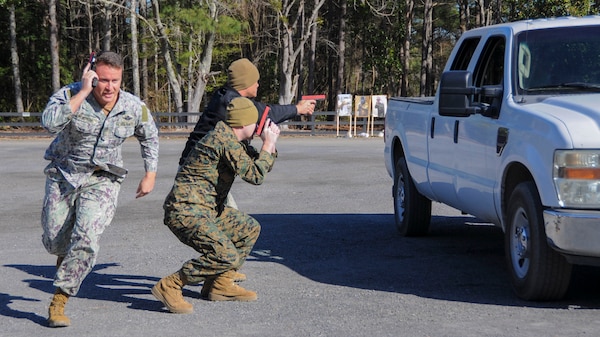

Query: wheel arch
[501,162,536,231]
[391,136,405,178]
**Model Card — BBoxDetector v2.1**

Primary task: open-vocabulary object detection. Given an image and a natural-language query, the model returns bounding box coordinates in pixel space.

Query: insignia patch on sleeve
[142,105,149,122]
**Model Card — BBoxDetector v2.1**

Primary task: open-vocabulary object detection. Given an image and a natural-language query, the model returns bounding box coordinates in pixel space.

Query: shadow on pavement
[5,212,600,326]
[249,213,600,310]
[0,293,46,326]
[1,262,193,325]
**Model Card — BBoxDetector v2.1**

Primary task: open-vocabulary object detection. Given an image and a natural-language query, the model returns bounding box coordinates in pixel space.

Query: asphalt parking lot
[2,136,600,337]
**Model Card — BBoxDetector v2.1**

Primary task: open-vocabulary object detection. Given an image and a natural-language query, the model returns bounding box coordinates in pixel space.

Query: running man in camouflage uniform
[152,97,279,314]
[41,51,159,327]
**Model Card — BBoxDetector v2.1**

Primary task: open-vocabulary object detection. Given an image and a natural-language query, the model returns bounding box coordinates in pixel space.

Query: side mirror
[481,85,503,98]
[439,70,478,117]
[480,85,503,118]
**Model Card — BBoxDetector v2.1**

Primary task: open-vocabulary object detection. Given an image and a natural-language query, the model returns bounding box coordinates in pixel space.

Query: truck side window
[474,36,505,108]
[450,37,480,70]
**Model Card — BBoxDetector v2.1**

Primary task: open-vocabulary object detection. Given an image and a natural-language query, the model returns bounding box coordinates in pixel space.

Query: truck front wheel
[393,156,431,236]
[505,181,572,300]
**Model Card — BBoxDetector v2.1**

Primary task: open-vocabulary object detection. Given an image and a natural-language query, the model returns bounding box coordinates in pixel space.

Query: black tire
[393,156,431,236]
[504,181,572,301]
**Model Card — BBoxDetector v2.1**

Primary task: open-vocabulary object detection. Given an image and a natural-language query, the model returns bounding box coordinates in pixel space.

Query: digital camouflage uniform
[41,82,159,296]
[164,121,275,284]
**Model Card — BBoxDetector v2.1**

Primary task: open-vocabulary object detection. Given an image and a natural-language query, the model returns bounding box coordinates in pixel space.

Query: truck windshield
[516,25,600,94]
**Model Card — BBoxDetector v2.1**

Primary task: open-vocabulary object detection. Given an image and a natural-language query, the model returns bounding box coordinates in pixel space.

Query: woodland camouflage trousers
[164,207,261,284]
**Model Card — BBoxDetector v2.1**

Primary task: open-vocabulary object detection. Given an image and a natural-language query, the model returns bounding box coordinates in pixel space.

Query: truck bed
[389,96,435,105]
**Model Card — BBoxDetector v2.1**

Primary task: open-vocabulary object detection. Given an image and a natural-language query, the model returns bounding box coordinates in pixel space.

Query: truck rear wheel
[505,181,572,300]
[393,156,431,236]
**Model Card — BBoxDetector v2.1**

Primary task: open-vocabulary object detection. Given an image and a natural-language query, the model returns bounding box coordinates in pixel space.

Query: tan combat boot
[151,271,194,314]
[48,288,70,328]
[200,270,247,299]
[207,270,257,302]
[232,270,246,282]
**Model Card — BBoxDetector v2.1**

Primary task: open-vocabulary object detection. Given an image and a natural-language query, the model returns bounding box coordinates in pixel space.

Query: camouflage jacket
[164,121,276,216]
[42,82,159,188]
[178,85,297,165]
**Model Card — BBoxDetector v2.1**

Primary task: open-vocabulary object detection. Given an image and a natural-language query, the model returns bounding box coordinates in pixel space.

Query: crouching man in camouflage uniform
[152,97,279,314]
[41,51,159,327]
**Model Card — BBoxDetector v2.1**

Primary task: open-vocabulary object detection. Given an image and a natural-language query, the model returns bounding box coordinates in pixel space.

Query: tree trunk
[420,0,433,96]
[277,0,326,104]
[188,1,217,115]
[130,0,140,97]
[9,4,24,113]
[307,19,317,95]
[140,0,149,102]
[401,0,413,96]
[337,0,346,95]
[49,0,60,92]
[187,31,214,115]
[459,0,469,32]
[102,1,112,51]
[151,0,184,113]
[186,39,194,114]
[86,1,95,52]
[297,7,305,100]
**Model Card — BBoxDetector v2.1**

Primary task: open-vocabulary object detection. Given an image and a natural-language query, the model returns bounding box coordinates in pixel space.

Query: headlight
[554,150,600,208]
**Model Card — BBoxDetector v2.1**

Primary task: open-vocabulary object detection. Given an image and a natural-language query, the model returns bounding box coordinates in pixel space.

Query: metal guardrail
[0,111,384,137]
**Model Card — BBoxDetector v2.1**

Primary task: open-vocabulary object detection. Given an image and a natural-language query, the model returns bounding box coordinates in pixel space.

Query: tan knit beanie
[228,58,260,91]
[226,97,258,127]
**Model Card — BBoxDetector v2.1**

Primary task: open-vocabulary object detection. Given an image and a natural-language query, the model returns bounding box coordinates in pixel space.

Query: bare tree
[337,0,347,95]
[102,0,112,50]
[9,3,24,113]
[49,0,60,92]
[187,0,217,115]
[458,0,470,32]
[420,0,433,96]
[140,0,149,102]
[130,0,140,96]
[85,1,95,52]
[151,0,183,113]
[307,14,318,95]
[275,0,326,104]
[401,0,414,96]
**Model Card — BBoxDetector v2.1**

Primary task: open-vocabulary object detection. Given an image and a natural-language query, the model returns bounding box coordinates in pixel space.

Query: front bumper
[544,209,600,258]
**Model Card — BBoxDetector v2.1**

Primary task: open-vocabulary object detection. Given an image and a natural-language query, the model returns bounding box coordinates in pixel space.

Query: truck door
[427,37,480,208]
[453,35,505,223]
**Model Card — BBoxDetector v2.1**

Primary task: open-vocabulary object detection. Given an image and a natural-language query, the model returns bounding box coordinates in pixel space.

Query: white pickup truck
[384,16,600,300]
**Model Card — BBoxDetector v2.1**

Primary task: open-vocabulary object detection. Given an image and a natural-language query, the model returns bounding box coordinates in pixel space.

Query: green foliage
[4,0,600,113]
[268,0,283,13]
[345,1,413,95]
[503,0,598,20]
[160,1,246,74]
[0,0,52,111]
[217,13,246,36]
